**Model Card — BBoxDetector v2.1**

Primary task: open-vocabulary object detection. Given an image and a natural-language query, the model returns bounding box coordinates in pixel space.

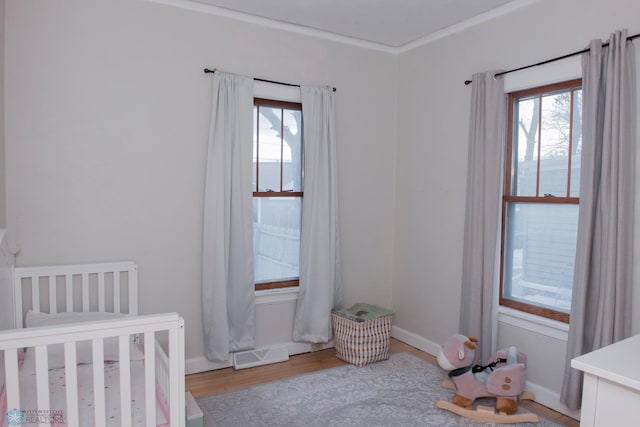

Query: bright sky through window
[253,108,299,162]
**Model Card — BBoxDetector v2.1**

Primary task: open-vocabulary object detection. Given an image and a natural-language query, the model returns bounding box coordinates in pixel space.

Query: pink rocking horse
[435,334,539,423]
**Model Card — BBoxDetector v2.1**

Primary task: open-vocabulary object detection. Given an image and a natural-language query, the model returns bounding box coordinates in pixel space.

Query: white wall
[393,0,640,416]
[0,0,5,227]
[4,0,397,363]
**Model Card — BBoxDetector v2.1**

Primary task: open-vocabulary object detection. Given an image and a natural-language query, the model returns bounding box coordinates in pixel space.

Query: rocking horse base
[436,400,540,424]
[438,380,539,424]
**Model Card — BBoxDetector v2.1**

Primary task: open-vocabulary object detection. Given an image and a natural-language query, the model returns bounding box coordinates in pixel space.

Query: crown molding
[145,0,540,55]
[145,0,399,53]
[396,0,542,53]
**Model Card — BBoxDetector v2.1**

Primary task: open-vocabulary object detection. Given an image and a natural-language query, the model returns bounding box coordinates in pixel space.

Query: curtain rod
[204,68,337,92]
[464,32,640,85]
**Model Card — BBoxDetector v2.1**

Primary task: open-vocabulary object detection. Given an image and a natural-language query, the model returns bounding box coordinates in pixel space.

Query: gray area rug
[196,352,564,427]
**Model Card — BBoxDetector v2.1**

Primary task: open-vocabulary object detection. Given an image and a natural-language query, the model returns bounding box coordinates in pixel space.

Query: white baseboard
[186,355,232,374]
[524,381,581,420]
[186,340,334,375]
[391,325,441,356]
[390,325,580,420]
[186,326,441,374]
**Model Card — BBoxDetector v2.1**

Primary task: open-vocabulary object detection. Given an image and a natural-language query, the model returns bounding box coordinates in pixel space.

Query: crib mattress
[3,351,169,427]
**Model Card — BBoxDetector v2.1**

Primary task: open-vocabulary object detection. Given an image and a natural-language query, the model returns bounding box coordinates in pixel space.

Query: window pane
[253,197,301,283]
[539,91,572,197]
[503,202,578,313]
[257,107,283,192]
[283,109,302,192]
[513,97,539,196]
[570,89,582,197]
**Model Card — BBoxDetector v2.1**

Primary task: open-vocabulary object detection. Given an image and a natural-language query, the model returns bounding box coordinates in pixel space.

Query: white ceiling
[189,0,529,50]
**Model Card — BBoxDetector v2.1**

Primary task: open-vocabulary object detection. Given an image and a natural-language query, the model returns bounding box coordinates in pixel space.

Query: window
[500,79,582,323]
[253,98,303,291]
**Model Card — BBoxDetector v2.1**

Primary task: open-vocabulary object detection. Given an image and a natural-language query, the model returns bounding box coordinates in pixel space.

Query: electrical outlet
[310,343,324,352]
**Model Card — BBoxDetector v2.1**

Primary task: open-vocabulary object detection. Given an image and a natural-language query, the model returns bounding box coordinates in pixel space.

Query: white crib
[0,258,185,427]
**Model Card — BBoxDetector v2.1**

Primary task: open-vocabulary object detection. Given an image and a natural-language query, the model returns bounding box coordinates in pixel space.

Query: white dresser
[572,334,640,427]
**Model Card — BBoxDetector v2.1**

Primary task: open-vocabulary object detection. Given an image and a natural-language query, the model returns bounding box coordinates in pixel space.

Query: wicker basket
[331,304,394,367]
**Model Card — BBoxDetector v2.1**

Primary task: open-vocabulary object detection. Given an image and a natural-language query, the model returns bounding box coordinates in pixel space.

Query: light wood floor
[186,339,579,426]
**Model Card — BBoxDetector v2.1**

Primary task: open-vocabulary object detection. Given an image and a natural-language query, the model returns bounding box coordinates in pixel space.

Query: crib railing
[0,313,185,427]
[13,261,139,327]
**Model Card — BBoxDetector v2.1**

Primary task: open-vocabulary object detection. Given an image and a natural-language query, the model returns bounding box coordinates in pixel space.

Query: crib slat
[48,275,57,314]
[64,342,79,427]
[82,273,90,312]
[169,328,178,426]
[168,325,184,427]
[35,345,51,412]
[5,348,20,413]
[31,276,40,312]
[98,272,106,312]
[129,266,138,315]
[65,273,73,311]
[144,332,156,427]
[14,279,23,328]
[92,339,107,427]
[119,335,132,427]
[114,272,121,313]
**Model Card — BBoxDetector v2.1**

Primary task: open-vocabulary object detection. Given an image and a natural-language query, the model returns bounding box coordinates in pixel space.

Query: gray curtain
[459,71,505,363]
[293,86,343,343]
[561,30,636,409]
[202,71,256,361]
